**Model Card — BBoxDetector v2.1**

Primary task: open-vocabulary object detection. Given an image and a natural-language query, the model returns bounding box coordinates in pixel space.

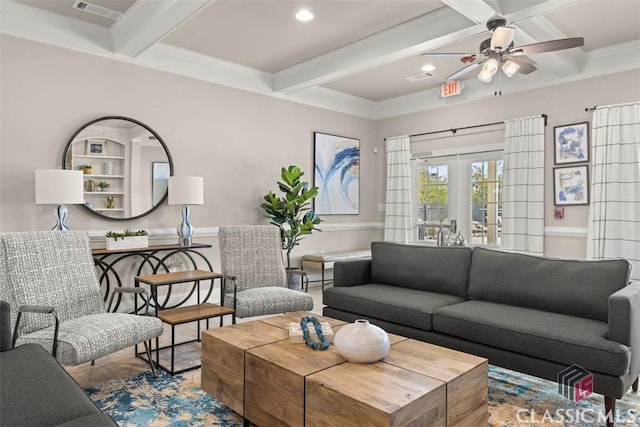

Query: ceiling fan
[423,15,584,83]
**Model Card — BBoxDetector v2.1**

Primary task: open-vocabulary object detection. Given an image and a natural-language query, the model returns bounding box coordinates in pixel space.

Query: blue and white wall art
[314,132,360,215]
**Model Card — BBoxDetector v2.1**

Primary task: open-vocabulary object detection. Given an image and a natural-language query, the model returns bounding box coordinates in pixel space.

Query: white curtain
[587,101,640,281]
[384,136,412,243]
[501,115,545,255]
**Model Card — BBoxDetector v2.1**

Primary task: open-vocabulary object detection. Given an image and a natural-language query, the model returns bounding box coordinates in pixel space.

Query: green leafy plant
[105,229,148,241]
[97,181,110,190]
[261,165,322,269]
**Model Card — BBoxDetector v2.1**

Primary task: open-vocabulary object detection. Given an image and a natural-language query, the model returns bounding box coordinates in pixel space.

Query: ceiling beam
[111,0,214,57]
[440,0,500,24]
[272,7,480,94]
[514,17,585,77]
[272,0,588,95]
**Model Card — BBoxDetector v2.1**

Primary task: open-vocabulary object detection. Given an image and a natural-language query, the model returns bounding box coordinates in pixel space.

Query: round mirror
[62,116,173,220]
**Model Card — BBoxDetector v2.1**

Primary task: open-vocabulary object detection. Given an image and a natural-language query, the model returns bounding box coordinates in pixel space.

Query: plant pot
[106,235,148,250]
[287,268,302,290]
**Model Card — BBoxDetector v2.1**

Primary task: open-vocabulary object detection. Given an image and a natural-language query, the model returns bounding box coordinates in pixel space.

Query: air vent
[72,0,122,20]
[405,72,435,82]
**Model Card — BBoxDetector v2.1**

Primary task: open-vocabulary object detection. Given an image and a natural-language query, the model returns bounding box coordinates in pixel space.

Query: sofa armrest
[609,282,640,381]
[1,301,11,352]
[333,259,371,287]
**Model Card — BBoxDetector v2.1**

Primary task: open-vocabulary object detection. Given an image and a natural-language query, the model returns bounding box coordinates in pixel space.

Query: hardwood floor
[65,286,325,387]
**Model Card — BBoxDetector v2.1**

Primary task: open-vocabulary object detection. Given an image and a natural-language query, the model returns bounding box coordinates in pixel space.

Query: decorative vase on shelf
[103,162,114,175]
[333,319,390,363]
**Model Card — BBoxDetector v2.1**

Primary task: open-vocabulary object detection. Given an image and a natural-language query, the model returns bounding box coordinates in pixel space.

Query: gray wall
[0,35,383,272]
[2,34,639,264]
[376,69,640,259]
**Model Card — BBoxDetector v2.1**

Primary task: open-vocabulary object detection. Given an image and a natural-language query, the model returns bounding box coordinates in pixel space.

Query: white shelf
[75,155,125,160]
[92,208,125,212]
[84,191,124,195]
[84,174,125,178]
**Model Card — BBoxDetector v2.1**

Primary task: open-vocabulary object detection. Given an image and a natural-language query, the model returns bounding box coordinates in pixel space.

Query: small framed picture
[553,165,589,206]
[554,122,589,164]
[86,139,106,156]
[553,207,564,219]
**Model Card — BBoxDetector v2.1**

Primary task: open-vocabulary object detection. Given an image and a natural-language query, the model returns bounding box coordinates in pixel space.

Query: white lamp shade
[168,176,204,205]
[502,59,520,78]
[35,169,84,205]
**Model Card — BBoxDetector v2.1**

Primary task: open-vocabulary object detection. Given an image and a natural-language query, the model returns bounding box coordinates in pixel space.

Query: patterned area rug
[86,365,640,426]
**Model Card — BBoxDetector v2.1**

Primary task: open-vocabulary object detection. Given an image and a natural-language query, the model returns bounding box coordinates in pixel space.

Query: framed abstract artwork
[553,165,589,206]
[314,132,360,215]
[554,122,589,164]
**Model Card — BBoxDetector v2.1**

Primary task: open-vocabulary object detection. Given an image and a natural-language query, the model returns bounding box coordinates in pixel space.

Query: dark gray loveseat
[323,242,640,422]
[0,301,115,427]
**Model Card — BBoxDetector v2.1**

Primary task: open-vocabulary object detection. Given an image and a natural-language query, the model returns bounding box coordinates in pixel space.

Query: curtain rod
[585,106,597,111]
[385,114,547,141]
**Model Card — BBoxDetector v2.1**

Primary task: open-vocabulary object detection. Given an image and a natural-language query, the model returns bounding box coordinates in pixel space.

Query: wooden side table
[135,270,234,375]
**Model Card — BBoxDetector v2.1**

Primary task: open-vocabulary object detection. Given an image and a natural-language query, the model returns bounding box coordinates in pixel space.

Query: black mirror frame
[61,116,174,221]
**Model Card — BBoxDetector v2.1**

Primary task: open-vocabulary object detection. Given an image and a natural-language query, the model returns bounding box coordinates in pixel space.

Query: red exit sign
[441,80,462,97]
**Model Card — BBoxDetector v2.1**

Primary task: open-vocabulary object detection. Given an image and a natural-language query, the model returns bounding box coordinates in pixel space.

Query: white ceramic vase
[333,319,390,363]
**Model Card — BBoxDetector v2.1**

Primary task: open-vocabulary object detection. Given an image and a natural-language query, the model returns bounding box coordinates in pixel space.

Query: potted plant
[105,229,148,250]
[261,165,322,271]
[97,181,110,192]
[78,164,92,174]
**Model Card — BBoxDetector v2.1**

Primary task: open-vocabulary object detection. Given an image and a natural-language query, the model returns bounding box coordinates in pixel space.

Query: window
[471,160,503,245]
[415,164,448,241]
[412,145,503,246]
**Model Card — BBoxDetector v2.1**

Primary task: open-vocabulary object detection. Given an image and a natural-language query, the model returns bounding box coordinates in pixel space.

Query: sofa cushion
[433,300,630,376]
[370,242,472,297]
[468,247,630,322]
[0,343,116,426]
[323,283,464,330]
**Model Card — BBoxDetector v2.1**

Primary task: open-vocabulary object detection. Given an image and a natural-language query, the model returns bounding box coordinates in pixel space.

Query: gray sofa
[0,301,116,426]
[323,241,640,421]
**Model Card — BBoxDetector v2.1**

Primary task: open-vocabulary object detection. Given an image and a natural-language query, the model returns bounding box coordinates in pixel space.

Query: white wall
[376,70,640,259]
[0,35,384,272]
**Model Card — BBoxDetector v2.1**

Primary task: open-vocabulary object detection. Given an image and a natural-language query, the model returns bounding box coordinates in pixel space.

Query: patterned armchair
[0,231,162,374]
[218,225,313,322]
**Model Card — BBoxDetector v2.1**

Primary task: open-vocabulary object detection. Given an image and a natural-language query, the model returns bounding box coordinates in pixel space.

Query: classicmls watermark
[557,364,593,402]
[513,364,631,424]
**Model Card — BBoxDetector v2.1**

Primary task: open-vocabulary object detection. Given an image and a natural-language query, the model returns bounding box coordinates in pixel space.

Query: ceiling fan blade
[509,57,537,75]
[446,61,484,81]
[491,26,515,52]
[511,37,584,56]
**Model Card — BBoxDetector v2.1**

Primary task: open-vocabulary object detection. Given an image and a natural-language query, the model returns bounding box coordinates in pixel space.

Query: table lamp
[35,169,84,231]
[168,176,204,246]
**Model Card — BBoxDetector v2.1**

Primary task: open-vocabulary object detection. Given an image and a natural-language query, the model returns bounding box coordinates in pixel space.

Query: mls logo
[558,364,593,402]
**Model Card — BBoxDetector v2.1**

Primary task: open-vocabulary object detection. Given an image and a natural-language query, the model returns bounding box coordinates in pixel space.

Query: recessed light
[421,64,436,72]
[296,9,314,22]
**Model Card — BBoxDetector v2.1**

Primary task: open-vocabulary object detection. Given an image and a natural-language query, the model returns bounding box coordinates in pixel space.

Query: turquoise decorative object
[300,316,330,351]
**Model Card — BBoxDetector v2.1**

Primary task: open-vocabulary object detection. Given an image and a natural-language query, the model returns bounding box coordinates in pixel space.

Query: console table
[92,243,213,312]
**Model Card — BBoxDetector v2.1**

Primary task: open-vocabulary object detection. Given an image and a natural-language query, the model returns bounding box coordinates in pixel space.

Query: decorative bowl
[333,319,390,363]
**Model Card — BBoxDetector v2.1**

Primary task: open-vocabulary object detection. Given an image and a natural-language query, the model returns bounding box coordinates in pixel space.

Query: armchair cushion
[224,287,313,318]
[16,312,162,365]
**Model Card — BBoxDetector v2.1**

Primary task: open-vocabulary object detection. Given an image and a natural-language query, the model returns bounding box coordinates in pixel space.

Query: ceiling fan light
[478,68,494,83]
[482,58,499,74]
[502,60,520,77]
